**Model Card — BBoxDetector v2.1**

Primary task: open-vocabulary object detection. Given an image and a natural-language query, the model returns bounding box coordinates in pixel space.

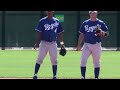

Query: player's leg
[49,42,58,79]
[91,43,101,79]
[33,41,48,79]
[80,43,91,79]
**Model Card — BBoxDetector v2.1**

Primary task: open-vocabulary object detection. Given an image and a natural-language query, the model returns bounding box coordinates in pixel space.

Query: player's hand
[34,43,39,50]
[61,44,65,49]
[60,41,65,50]
[76,45,82,51]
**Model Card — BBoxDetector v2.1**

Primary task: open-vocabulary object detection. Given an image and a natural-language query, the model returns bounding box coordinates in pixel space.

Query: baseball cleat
[95,78,98,79]
[53,76,57,79]
[33,76,37,79]
[81,76,85,79]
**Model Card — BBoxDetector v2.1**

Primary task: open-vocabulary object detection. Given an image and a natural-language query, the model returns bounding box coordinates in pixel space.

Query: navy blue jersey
[35,16,64,42]
[79,18,108,44]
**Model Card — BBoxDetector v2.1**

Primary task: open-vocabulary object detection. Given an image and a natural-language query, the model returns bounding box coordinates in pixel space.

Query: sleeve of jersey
[57,22,64,34]
[35,20,43,32]
[101,22,108,32]
[79,23,85,34]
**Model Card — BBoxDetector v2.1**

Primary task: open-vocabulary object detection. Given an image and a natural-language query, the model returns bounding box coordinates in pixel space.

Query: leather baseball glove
[59,45,66,56]
[95,25,107,37]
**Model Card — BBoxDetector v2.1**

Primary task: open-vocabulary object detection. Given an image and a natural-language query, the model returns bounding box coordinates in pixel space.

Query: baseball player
[33,11,65,79]
[77,11,109,79]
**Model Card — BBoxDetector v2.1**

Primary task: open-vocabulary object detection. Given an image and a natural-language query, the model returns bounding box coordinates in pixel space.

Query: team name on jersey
[84,24,101,32]
[44,21,59,31]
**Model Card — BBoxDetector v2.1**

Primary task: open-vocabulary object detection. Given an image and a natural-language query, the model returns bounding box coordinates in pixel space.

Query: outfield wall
[0,11,2,47]
[0,11,119,49]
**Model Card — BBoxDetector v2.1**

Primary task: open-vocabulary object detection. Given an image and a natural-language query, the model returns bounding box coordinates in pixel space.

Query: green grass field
[0,50,120,79]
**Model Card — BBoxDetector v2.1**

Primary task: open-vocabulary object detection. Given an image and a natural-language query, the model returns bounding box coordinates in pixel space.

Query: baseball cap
[89,11,98,14]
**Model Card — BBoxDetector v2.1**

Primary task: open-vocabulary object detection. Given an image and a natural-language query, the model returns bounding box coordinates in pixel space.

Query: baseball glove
[95,26,107,37]
[59,45,66,56]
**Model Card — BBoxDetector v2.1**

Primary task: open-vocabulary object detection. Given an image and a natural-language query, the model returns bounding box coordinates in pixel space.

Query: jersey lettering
[44,21,59,31]
[84,24,101,32]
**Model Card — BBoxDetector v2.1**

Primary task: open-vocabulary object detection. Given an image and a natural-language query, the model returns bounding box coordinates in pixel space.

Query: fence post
[76,11,80,46]
[117,11,120,51]
[1,11,5,50]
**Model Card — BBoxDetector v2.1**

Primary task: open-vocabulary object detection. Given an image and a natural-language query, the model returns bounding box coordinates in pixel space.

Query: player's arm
[76,22,85,51]
[34,32,41,49]
[58,33,65,48]
[34,20,42,49]
[57,21,65,48]
[77,32,84,51]
[101,22,109,37]
[58,32,67,56]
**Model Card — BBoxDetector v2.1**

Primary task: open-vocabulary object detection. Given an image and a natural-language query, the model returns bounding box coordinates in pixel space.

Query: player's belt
[85,41,101,44]
[41,40,56,45]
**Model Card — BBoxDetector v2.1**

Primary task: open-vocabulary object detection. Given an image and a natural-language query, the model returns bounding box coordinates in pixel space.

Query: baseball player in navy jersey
[77,11,109,79]
[33,11,65,79]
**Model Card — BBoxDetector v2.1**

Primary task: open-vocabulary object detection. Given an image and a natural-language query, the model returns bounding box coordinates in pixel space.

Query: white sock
[34,74,37,76]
